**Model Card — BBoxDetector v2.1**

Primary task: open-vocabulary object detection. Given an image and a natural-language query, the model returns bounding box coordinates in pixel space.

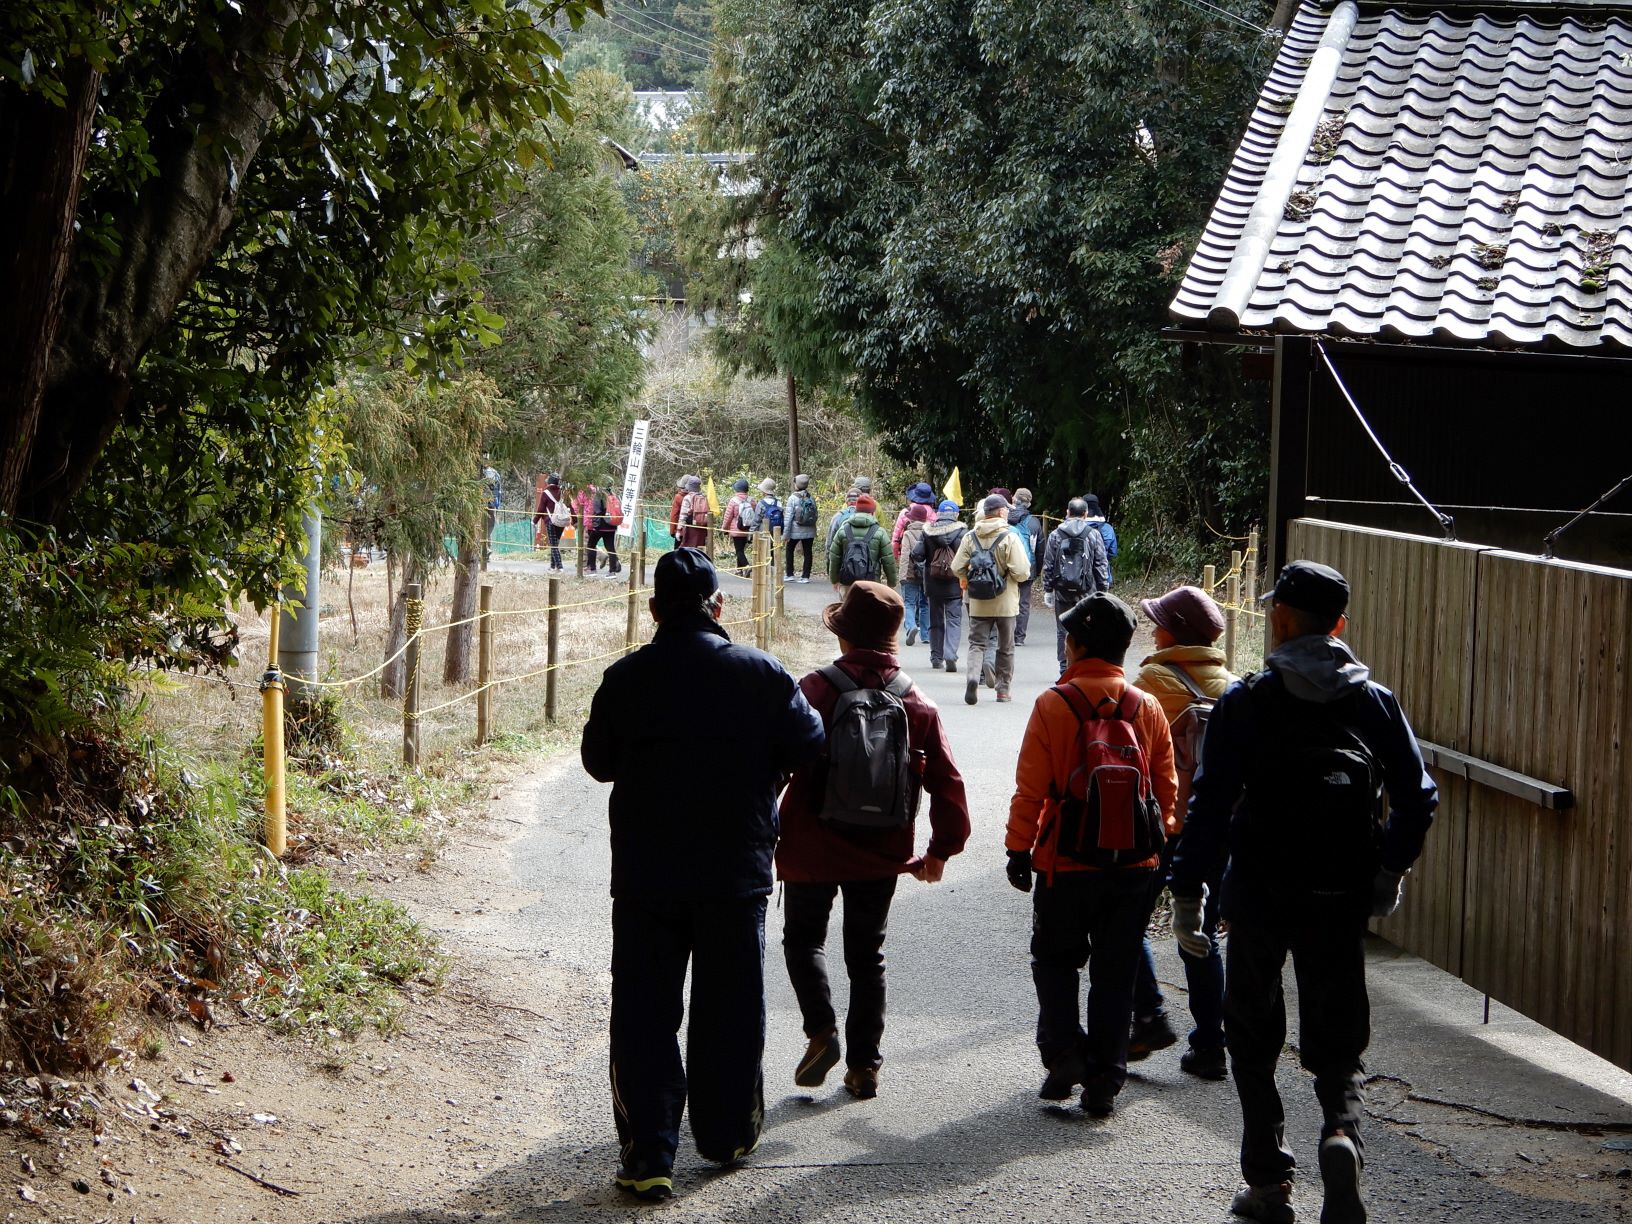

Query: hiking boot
[1128,1011,1179,1061]
[795,1030,842,1088]
[614,1164,674,1202]
[1231,1182,1294,1223]
[1038,1050,1086,1101]
[843,1067,879,1099]
[944,659,957,673]
[1080,1085,1116,1118]
[1318,1133,1365,1224]
[965,681,979,706]
[995,691,1012,702]
[981,662,997,688]
[1179,1044,1229,1081]
[905,628,918,646]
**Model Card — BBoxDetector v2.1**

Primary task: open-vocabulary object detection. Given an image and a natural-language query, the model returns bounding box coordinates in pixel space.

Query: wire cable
[1314,342,1456,541]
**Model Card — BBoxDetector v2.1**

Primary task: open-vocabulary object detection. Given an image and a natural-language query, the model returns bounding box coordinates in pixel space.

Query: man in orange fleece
[1005,592,1177,1117]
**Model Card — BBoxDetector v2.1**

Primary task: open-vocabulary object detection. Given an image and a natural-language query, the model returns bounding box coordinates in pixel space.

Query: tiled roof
[1170,0,1632,350]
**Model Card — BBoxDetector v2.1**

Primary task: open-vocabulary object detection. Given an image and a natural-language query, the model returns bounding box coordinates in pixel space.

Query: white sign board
[616,420,650,539]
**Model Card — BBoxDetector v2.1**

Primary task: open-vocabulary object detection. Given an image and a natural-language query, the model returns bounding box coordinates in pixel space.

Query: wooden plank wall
[1463,552,1632,1071]
[1287,520,1482,976]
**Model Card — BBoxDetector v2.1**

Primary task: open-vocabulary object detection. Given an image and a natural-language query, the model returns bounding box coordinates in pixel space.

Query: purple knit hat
[1139,586,1226,646]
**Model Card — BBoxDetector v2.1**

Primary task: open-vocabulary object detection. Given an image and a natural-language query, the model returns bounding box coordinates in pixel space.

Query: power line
[1173,0,1273,36]
[599,17,712,67]
[606,3,716,55]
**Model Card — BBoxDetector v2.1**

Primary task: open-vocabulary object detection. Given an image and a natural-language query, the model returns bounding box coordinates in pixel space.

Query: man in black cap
[582,547,825,1202]
[1170,561,1438,1224]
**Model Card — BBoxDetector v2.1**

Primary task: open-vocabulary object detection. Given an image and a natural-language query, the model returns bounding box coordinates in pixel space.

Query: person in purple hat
[891,482,937,645]
[1126,586,1237,1079]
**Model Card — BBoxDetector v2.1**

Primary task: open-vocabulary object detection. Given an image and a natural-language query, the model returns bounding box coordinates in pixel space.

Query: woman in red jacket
[776,582,970,1100]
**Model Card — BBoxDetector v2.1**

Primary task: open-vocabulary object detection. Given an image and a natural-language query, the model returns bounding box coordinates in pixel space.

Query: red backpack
[1046,684,1164,868]
[606,493,624,527]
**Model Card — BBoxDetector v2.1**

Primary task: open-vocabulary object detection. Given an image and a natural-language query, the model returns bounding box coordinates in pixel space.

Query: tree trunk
[442,523,481,684]
[11,0,303,528]
[0,62,100,517]
[1268,0,1299,32]
[380,554,423,700]
[786,372,801,479]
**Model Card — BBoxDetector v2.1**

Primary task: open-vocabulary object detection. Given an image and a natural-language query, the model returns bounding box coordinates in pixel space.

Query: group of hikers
[582,531,1439,1223]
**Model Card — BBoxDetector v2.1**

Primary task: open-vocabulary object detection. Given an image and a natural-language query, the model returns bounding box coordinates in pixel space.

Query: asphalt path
[365,577,1632,1223]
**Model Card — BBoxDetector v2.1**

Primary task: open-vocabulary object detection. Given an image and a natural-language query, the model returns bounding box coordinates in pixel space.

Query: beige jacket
[952,515,1032,618]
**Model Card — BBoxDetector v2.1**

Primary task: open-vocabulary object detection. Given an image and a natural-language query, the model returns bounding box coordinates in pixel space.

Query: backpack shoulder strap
[819,664,859,695]
[1161,661,1211,702]
[1116,686,1145,722]
[1050,682,1095,724]
[881,672,913,700]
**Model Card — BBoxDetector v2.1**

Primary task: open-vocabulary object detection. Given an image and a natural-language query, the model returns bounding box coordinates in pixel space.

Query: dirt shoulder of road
[2,758,581,1224]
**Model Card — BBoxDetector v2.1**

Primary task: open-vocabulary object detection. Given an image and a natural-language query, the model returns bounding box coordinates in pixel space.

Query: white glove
[1172,887,1210,959]
[1371,869,1407,918]
[1043,592,1055,609]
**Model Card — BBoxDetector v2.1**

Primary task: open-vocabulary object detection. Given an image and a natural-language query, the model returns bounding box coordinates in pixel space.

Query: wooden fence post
[1225,551,1242,672]
[575,519,586,578]
[773,526,785,617]
[545,576,560,723]
[625,544,640,654]
[1245,528,1260,607]
[476,583,493,746]
[402,582,422,767]
[1203,563,1216,595]
[755,534,772,650]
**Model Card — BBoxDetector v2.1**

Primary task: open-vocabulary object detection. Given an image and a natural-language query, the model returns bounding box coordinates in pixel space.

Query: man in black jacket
[582,548,825,1203]
[1170,561,1438,1224]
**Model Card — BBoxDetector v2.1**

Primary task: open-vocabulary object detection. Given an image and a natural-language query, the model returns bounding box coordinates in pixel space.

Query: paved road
[364,582,1632,1222]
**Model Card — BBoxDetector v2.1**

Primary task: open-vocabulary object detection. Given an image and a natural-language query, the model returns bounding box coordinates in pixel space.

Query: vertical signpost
[616,419,651,553]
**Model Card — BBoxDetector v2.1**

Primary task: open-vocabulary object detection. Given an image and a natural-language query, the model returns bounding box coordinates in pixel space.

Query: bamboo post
[625,544,640,654]
[545,576,561,723]
[402,582,423,768]
[476,583,494,746]
[1225,552,1241,673]
[774,526,786,617]
[260,606,287,856]
[1244,528,1260,607]
[575,516,586,578]
[638,526,648,588]
[757,535,773,650]
[1203,562,1216,595]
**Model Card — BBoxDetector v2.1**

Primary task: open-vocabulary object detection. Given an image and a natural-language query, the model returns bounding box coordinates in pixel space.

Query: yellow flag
[705,476,721,516]
[942,467,963,509]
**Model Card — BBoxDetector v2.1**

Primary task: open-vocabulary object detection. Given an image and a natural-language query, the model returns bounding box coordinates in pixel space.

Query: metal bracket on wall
[1417,739,1574,811]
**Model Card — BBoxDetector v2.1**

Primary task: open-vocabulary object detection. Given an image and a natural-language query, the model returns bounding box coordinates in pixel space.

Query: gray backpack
[817,666,921,828]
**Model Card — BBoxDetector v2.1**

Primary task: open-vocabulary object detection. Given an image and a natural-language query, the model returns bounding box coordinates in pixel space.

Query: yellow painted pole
[260,606,287,857]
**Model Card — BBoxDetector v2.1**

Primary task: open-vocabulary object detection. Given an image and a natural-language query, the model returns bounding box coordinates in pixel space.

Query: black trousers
[609,894,767,1174]
[1030,868,1154,1097]
[1225,909,1369,1188]
[782,877,898,1072]
[732,534,751,571]
[786,537,813,579]
[588,527,619,570]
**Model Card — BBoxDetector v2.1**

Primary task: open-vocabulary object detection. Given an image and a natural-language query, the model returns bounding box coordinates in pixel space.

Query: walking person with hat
[919,499,967,673]
[786,475,819,583]
[533,473,575,573]
[951,493,1030,703]
[1126,586,1237,1078]
[828,494,897,592]
[1170,561,1438,1224]
[1005,593,1177,1116]
[1042,498,1111,674]
[724,478,757,576]
[777,582,970,1100]
[891,482,937,646]
[581,548,826,1202]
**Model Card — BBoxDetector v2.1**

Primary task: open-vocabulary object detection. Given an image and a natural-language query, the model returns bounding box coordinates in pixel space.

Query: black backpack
[817,667,921,828]
[837,522,880,585]
[1057,528,1091,594]
[1244,673,1383,896]
[965,536,1006,600]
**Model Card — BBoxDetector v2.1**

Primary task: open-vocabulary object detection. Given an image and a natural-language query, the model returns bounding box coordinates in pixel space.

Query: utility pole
[277,510,321,700]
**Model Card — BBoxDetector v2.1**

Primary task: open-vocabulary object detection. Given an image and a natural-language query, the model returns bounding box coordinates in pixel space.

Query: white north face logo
[1324,771,1352,786]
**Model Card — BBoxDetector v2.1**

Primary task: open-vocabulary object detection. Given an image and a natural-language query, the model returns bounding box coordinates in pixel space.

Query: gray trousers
[967,615,1016,694]
[927,583,964,664]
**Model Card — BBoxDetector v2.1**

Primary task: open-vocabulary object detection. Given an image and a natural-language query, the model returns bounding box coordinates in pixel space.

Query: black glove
[1006,849,1033,893]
